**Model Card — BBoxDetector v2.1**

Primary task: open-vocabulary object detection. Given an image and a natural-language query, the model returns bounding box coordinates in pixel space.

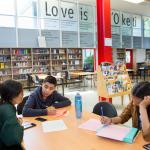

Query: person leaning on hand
[22,75,71,117]
[100,81,150,141]
[0,80,24,150]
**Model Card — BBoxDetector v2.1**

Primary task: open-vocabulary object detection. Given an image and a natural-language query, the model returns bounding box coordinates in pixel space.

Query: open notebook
[96,124,139,144]
[79,119,139,144]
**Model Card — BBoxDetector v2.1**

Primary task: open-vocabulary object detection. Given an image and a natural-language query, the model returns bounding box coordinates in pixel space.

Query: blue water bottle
[75,93,82,119]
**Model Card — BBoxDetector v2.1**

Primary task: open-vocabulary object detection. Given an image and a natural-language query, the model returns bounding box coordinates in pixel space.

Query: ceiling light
[124,0,144,3]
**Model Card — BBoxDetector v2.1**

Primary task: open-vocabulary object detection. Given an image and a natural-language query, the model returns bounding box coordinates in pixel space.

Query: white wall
[111,0,150,16]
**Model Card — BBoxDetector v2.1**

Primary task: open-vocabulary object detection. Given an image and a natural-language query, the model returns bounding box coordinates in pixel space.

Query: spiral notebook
[96,124,139,144]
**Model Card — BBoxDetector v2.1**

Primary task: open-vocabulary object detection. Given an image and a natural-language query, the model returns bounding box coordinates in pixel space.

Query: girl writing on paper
[100,81,150,141]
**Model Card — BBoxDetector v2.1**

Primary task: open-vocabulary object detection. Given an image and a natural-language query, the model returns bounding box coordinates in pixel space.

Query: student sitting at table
[0,80,24,149]
[22,75,71,117]
[100,81,150,141]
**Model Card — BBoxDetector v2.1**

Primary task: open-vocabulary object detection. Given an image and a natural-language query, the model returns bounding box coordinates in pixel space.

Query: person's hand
[47,109,57,116]
[140,96,150,108]
[18,117,23,125]
[55,109,67,117]
[100,116,112,125]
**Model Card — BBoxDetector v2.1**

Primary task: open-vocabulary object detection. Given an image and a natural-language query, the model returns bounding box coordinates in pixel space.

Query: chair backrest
[93,102,117,118]
[27,74,34,85]
[35,75,43,84]
[17,96,29,115]
[64,71,70,80]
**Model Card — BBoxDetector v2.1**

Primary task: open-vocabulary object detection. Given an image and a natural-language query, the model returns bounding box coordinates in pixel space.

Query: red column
[97,0,112,102]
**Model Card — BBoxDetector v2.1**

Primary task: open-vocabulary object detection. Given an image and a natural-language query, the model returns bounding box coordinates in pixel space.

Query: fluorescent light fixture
[124,0,144,3]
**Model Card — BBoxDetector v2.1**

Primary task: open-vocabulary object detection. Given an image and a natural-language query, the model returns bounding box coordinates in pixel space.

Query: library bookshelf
[0,48,92,87]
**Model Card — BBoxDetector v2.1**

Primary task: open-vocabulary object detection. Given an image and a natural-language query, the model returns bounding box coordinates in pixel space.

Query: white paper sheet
[79,119,103,131]
[42,120,67,133]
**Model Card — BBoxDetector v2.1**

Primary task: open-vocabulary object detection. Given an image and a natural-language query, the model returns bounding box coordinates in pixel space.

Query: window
[0,15,15,27]
[17,0,37,17]
[0,1,15,15]
[18,17,37,29]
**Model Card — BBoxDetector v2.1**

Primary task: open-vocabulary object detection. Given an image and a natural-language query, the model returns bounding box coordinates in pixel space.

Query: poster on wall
[82,49,94,72]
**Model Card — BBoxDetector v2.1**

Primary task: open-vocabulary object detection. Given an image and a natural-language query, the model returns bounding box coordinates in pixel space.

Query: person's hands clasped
[100,116,112,125]
[140,96,150,108]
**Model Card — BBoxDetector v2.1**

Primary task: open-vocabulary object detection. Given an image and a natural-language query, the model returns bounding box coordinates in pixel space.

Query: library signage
[39,0,94,47]
[111,10,141,28]
[40,0,92,23]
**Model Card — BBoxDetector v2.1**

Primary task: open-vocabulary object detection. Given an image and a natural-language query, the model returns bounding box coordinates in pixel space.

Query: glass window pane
[0,0,15,15]
[144,30,150,37]
[0,15,15,27]
[18,17,37,29]
[17,0,37,17]
[40,18,59,30]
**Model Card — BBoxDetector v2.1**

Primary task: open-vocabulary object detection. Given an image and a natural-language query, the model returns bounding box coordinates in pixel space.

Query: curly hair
[0,80,23,104]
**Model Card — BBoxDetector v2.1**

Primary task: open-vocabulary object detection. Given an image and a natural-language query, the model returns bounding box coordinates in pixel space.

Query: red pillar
[97,0,112,102]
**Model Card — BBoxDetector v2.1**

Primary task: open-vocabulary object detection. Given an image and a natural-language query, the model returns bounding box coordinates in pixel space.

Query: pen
[101,106,108,127]
[101,106,104,117]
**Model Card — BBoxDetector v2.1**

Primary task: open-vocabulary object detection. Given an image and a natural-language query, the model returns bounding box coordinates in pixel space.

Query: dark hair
[43,75,57,86]
[132,81,150,99]
[0,80,23,104]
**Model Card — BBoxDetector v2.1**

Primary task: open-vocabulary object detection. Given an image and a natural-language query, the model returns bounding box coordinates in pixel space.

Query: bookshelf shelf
[0,48,12,82]
[11,48,32,83]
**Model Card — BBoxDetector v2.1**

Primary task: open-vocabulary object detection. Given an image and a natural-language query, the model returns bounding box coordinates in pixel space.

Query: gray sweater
[22,87,71,117]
